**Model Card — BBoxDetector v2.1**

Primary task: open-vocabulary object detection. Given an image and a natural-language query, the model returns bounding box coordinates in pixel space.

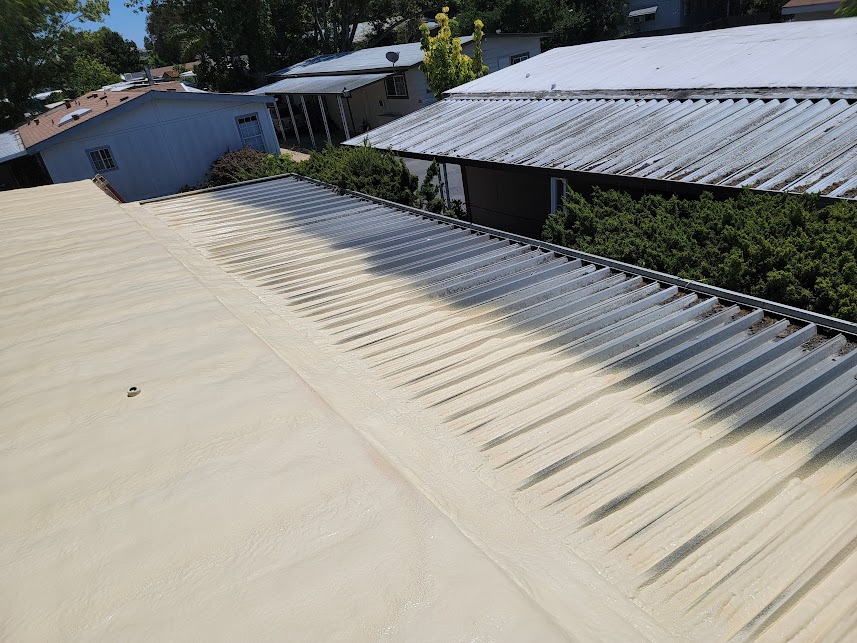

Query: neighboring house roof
[249,72,390,96]
[0,130,25,163]
[628,5,658,17]
[138,174,857,640]
[446,18,857,94]
[350,95,857,198]
[148,61,200,78]
[0,179,570,641]
[32,90,59,101]
[15,84,271,152]
[269,37,474,77]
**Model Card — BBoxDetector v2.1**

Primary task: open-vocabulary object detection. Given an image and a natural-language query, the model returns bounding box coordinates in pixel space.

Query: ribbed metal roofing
[0,130,26,162]
[351,95,857,198]
[447,18,857,94]
[142,175,857,641]
[269,38,474,78]
[249,72,390,96]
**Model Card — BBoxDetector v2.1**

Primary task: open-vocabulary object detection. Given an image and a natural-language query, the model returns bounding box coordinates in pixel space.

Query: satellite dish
[385,51,400,66]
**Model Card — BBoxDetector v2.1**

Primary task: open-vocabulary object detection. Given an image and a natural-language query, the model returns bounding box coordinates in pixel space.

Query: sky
[78,0,148,49]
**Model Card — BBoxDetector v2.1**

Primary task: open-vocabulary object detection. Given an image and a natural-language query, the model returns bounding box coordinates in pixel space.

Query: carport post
[285,95,301,146]
[299,95,316,149]
[272,100,286,143]
[337,95,350,140]
[318,95,332,143]
[441,163,451,205]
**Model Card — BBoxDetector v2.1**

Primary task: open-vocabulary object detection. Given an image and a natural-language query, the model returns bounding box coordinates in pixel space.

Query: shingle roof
[349,95,857,198]
[148,61,200,78]
[16,84,270,151]
[141,174,857,640]
[16,83,190,148]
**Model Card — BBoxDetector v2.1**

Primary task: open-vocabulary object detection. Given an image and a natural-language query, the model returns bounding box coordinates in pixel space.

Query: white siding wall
[40,96,278,201]
[347,36,542,132]
[467,35,543,74]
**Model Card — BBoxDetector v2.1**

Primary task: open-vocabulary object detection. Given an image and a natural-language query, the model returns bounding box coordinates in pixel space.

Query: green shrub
[208,148,274,186]
[296,143,418,206]
[543,188,857,321]
[205,144,464,217]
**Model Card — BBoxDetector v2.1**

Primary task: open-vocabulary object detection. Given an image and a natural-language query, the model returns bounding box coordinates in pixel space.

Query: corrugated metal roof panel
[447,18,857,95]
[628,5,657,16]
[143,175,857,641]
[349,96,857,198]
[249,73,390,95]
[269,37,473,77]
[0,130,26,162]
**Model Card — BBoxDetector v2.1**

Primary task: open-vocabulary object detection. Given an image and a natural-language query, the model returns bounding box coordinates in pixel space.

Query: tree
[0,0,108,128]
[65,55,120,96]
[130,0,274,91]
[419,7,488,100]
[80,27,140,74]
[56,27,140,82]
[456,0,625,48]
[144,0,185,65]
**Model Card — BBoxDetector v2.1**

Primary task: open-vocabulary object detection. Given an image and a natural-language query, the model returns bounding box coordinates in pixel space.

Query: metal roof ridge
[445,88,857,101]
[143,173,857,338]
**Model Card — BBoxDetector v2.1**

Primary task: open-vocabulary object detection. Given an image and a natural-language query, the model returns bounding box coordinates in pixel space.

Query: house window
[88,147,116,172]
[385,74,408,99]
[236,114,266,151]
[645,12,656,21]
[510,52,530,65]
[550,177,569,214]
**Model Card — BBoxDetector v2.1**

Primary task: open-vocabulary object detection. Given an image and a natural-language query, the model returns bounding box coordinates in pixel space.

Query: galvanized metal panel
[446,18,857,95]
[351,95,857,198]
[144,175,857,640]
[270,38,474,77]
[249,73,390,96]
[0,130,26,162]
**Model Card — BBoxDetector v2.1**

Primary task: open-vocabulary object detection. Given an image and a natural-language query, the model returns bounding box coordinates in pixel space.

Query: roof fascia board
[26,91,274,153]
[0,149,27,162]
[483,32,552,37]
[275,63,420,78]
[339,145,850,204]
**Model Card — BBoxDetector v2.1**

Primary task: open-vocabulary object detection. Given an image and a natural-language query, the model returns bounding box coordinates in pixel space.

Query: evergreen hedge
[542,189,857,322]
[206,145,462,216]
